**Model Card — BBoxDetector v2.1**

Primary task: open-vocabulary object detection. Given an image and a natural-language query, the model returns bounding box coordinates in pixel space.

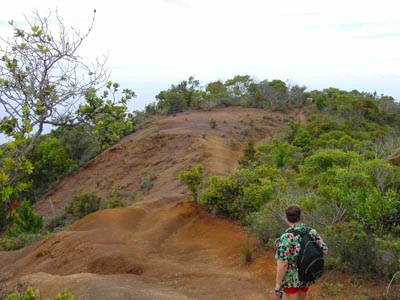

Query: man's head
[285,204,302,223]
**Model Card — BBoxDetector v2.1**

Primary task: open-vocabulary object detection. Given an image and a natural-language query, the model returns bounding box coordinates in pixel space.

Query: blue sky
[1,0,400,113]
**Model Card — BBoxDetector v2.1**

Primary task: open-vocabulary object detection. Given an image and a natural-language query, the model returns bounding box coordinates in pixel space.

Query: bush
[245,208,284,246]
[274,144,289,168]
[101,189,129,209]
[208,119,217,128]
[26,136,76,199]
[241,241,253,264]
[6,287,74,300]
[0,233,43,251]
[325,223,400,279]
[200,175,242,218]
[6,200,43,237]
[372,235,400,278]
[53,289,74,300]
[300,149,362,176]
[45,213,71,232]
[238,141,256,167]
[139,167,156,192]
[66,192,101,219]
[178,164,204,202]
[6,286,39,300]
[324,221,375,275]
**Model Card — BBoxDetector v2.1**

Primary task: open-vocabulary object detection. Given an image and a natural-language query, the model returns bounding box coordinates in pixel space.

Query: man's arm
[311,228,329,255]
[275,259,288,291]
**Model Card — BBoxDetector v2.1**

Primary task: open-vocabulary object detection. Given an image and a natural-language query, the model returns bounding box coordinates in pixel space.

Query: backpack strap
[287,227,309,236]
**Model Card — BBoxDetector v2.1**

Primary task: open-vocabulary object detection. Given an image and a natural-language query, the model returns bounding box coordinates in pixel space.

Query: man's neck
[288,221,302,226]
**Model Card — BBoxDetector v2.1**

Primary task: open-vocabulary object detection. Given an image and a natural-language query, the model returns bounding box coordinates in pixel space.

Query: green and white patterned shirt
[274,223,328,288]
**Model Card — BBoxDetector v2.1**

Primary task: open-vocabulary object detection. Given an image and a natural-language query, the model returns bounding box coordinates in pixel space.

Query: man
[274,204,328,300]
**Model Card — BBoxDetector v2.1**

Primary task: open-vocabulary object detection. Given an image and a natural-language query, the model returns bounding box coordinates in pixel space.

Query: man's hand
[274,288,283,300]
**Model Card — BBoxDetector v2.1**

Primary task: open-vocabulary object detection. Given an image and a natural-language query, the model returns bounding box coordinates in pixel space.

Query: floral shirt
[274,223,328,288]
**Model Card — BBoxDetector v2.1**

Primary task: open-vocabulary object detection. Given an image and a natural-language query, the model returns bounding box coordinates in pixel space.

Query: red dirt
[0,107,392,300]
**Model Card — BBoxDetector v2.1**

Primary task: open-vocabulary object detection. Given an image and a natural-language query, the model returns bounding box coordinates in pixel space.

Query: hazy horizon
[1,0,400,143]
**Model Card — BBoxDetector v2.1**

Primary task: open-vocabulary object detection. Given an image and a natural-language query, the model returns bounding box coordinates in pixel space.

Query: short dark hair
[286,204,301,223]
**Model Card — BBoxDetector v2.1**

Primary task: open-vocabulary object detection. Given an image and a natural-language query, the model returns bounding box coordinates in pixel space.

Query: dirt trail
[0,107,389,299]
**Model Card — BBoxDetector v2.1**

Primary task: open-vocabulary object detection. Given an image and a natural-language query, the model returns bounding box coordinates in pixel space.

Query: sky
[1,0,400,112]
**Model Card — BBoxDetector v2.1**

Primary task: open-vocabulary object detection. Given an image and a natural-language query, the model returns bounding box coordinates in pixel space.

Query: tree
[204,80,229,108]
[0,10,107,153]
[77,82,135,148]
[255,79,288,109]
[0,11,134,207]
[224,75,254,105]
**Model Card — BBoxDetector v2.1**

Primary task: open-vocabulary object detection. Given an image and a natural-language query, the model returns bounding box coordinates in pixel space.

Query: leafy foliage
[179,164,204,202]
[51,125,101,163]
[6,287,74,300]
[77,82,135,149]
[0,233,43,251]
[139,167,156,192]
[201,166,284,220]
[6,286,40,300]
[0,11,135,219]
[241,240,253,264]
[66,191,101,219]
[238,141,257,167]
[155,76,201,114]
[6,200,43,237]
[24,136,75,199]
[150,76,307,114]
[101,188,130,209]
[197,84,400,277]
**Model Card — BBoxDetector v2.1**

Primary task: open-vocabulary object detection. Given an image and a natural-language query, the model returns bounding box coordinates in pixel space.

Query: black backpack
[289,228,324,282]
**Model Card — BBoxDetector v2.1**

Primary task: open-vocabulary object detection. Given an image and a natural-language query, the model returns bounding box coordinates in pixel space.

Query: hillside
[0,107,391,300]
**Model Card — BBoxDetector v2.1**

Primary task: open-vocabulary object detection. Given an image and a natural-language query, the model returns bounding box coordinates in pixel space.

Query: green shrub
[6,200,43,237]
[45,213,70,232]
[0,233,43,251]
[240,129,249,136]
[200,174,242,218]
[245,208,284,246]
[66,192,101,219]
[6,286,39,300]
[0,204,9,228]
[101,189,128,209]
[241,241,253,264]
[292,128,312,148]
[241,183,274,213]
[320,281,345,297]
[274,144,289,168]
[139,167,156,192]
[208,119,217,128]
[372,235,400,278]
[238,141,256,167]
[300,149,362,176]
[6,287,74,300]
[179,164,204,202]
[26,136,76,199]
[324,221,375,274]
[53,289,74,300]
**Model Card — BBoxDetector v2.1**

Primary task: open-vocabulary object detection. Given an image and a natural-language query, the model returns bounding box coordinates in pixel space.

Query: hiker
[274,204,328,300]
